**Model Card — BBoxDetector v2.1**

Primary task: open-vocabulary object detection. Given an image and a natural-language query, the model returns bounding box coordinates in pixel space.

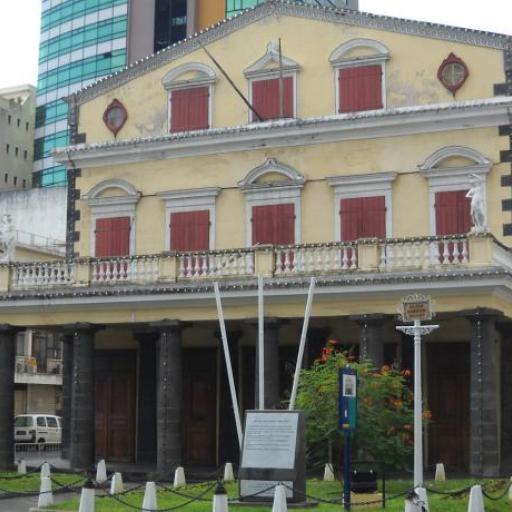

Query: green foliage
[296,343,416,469]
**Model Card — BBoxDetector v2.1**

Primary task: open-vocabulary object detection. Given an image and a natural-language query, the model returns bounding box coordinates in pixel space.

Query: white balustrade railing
[379,236,469,270]
[178,249,254,279]
[11,261,75,289]
[274,243,358,275]
[91,256,159,285]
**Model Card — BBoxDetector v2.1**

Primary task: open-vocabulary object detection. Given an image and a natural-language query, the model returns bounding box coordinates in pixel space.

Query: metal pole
[278,38,284,119]
[257,274,264,410]
[343,429,351,510]
[289,277,316,410]
[413,319,422,488]
[213,282,243,449]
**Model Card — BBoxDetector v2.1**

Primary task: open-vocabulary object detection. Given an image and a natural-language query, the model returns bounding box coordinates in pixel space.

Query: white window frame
[156,187,221,251]
[419,146,492,235]
[82,179,140,257]
[161,62,217,132]
[238,158,305,247]
[329,38,390,114]
[326,172,397,241]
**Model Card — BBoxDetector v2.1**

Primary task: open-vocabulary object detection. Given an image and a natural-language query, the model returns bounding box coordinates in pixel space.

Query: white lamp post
[396,295,439,494]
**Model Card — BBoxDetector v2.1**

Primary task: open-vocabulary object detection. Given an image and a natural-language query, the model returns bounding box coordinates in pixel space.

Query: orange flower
[422,410,433,421]
[404,424,413,431]
[401,369,412,377]
[381,365,390,374]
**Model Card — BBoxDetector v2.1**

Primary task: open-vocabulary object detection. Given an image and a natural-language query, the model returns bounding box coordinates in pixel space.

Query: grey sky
[0,0,511,89]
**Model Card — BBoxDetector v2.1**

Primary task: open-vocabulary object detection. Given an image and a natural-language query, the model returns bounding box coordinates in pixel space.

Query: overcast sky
[0,0,511,90]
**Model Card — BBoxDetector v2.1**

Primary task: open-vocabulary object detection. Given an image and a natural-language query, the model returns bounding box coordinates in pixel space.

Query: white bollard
[213,482,229,512]
[17,459,26,475]
[272,484,288,512]
[223,462,235,482]
[40,461,51,479]
[78,481,96,512]
[142,482,158,511]
[38,476,53,508]
[110,472,124,495]
[323,463,335,481]
[467,485,485,512]
[434,463,446,481]
[96,459,107,484]
[404,487,429,512]
[508,477,512,502]
[173,466,186,488]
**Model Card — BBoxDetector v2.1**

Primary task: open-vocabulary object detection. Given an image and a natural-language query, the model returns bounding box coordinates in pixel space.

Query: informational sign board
[339,368,357,431]
[399,294,433,322]
[239,410,306,503]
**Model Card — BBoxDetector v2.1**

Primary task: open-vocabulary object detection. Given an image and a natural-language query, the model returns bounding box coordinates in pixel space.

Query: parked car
[14,415,62,445]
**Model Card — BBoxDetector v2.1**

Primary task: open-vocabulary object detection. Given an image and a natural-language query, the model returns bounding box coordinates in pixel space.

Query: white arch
[329,38,390,64]
[419,146,492,171]
[238,158,305,188]
[161,62,217,90]
[83,178,140,200]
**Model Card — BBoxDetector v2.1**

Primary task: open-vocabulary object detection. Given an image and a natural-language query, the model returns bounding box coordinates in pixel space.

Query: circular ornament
[103,99,127,137]
[437,53,469,96]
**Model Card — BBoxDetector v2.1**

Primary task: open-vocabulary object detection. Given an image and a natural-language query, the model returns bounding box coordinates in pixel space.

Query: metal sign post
[339,367,357,510]
[396,294,439,495]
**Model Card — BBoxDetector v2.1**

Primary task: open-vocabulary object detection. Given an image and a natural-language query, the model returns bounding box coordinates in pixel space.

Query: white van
[14,415,62,444]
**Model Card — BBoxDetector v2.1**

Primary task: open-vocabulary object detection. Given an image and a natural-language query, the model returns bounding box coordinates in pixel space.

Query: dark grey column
[498,322,512,473]
[464,309,502,476]
[152,320,185,476]
[134,330,159,464]
[65,323,101,471]
[255,318,283,410]
[350,314,388,368]
[0,325,20,470]
[61,333,74,460]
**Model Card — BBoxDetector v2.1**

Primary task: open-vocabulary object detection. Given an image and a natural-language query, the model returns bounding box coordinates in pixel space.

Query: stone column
[65,323,101,471]
[152,320,185,475]
[0,325,20,470]
[254,318,283,410]
[350,314,387,368]
[464,309,502,476]
[134,330,159,464]
[61,332,74,460]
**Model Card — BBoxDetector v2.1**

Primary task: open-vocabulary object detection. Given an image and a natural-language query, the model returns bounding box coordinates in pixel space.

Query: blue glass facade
[35,0,129,186]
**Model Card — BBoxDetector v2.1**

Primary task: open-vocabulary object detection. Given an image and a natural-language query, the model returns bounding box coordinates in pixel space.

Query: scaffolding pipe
[288,277,316,410]
[257,274,265,410]
[214,282,243,448]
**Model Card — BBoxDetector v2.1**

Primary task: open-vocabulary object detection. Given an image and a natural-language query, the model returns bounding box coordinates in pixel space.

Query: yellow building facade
[0,2,511,476]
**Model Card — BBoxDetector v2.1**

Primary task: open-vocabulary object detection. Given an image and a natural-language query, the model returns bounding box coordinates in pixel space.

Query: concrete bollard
[17,459,26,475]
[142,482,158,511]
[404,487,429,512]
[467,485,485,512]
[272,484,288,512]
[213,482,229,512]
[40,462,51,479]
[78,480,96,512]
[323,463,335,481]
[435,463,446,481]
[173,467,186,488]
[508,477,512,502]
[110,472,124,495]
[38,476,53,508]
[223,462,235,482]
[96,459,107,484]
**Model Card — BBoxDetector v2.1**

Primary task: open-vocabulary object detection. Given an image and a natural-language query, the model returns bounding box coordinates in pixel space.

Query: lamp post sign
[400,294,433,322]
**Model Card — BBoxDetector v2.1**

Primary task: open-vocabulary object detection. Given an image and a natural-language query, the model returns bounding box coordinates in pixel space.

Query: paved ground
[0,491,75,512]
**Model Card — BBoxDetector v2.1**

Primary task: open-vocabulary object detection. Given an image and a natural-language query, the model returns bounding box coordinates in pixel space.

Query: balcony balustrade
[0,233,507,293]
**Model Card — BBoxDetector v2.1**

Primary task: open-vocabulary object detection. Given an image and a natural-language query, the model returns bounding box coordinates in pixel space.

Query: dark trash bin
[351,469,378,493]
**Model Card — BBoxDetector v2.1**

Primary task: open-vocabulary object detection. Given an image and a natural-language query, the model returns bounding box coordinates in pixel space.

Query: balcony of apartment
[14,356,63,386]
[0,232,509,296]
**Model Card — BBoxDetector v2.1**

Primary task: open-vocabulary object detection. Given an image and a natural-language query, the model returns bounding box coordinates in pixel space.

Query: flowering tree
[296,341,419,469]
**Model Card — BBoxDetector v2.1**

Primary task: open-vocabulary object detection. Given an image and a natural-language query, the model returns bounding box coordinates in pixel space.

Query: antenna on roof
[199,42,264,122]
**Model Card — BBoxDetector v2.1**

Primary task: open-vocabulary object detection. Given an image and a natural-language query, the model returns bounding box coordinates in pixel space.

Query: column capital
[133,329,160,344]
[349,313,390,326]
[149,319,190,333]
[61,322,104,335]
[461,308,504,321]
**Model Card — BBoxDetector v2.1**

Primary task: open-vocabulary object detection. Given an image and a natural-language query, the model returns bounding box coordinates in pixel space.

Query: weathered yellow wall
[78,14,506,144]
[76,126,510,256]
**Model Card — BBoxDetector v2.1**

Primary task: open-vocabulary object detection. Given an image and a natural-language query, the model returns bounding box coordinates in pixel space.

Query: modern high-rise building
[34,0,359,187]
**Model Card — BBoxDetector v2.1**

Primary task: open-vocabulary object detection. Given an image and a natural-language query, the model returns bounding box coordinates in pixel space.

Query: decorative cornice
[419,145,492,171]
[161,62,217,91]
[244,41,300,79]
[156,187,221,202]
[83,178,140,200]
[329,37,390,65]
[54,97,512,169]
[70,1,512,106]
[238,157,305,188]
[326,171,397,189]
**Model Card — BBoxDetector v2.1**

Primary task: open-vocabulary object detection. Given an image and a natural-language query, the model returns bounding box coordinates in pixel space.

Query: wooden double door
[427,343,470,471]
[95,351,136,462]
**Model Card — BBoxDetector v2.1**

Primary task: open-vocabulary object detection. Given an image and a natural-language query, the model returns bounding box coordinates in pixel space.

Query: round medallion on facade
[103,99,128,137]
[437,53,469,96]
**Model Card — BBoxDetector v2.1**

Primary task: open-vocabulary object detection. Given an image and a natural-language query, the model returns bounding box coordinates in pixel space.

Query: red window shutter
[340,196,386,241]
[339,65,382,113]
[170,210,210,251]
[95,217,130,257]
[170,86,209,132]
[252,204,295,245]
[435,190,471,235]
[252,77,293,122]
